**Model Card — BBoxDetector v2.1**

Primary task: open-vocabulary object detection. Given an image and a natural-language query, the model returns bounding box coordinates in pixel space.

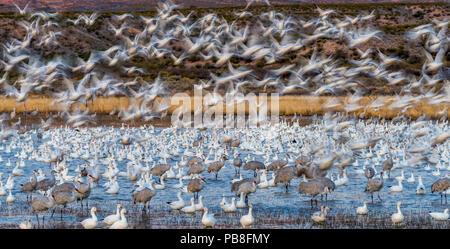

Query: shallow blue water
[0,120,448,228]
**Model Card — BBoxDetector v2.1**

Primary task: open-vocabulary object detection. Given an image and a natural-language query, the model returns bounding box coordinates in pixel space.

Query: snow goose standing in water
[240,204,254,228]
[181,197,196,213]
[19,219,32,229]
[103,204,122,225]
[195,195,204,211]
[407,172,415,183]
[110,208,128,229]
[202,207,217,228]
[429,209,448,221]
[395,170,405,182]
[312,206,331,223]
[167,192,185,210]
[6,189,15,204]
[389,179,403,192]
[220,194,227,208]
[391,201,404,225]
[416,175,425,195]
[81,207,98,229]
[222,197,236,213]
[356,202,368,215]
[236,192,246,209]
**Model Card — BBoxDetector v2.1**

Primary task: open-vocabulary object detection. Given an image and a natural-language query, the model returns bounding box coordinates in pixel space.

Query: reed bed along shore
[0,199,447,229]
[0,95,448,120]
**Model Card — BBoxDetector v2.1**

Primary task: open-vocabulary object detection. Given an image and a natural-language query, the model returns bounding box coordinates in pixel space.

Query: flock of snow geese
[0,115,449,229]
[0,0,448,229]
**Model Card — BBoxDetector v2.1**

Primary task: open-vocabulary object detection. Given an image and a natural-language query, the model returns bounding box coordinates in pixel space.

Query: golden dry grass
[0,95,448,120]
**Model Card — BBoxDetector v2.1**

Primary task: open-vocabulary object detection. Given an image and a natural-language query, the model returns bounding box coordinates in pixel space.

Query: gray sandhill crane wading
[75,177,92,210]
[207,160,225,180]
[243,161,265,177]
[365,171,384,203]
[298,179,328,207]
[151,163,170,183]
[51,190,77,220]
[382,157,393,179]
[133,188,157,212]
[275,168,296,192]
[187,177,206,200]
[431,176,450,204]
[31,195,55,228]
[20,170,37,202]
[233,156,242,175]
[35,170,57,195]
[236,180,256,205]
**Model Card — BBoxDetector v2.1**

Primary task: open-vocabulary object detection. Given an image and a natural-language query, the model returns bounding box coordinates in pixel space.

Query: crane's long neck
[397,205,402,214]
[248,207,252,216]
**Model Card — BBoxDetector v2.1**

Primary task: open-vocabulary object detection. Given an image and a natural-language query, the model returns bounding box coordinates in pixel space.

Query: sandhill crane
[207,161,225,180]
[35,170,56,195]
[75,178,92,210]
[431,175,450,204]
[230,138,240,147]
[52,182,75,195]
[233,155,242,175]
[274,169,295,192]
[187,177,206,200]
[151,163,170,183]
[297,163,326,179]
[187,163,206,176]
[243,161,265,177]
[51,190,77,219]
[231,178,259,193]
[313,171,335,202]
[365,171,384,203]
[267,159,288,171]
[298,179,327,207]
[31,195,55,228]
[382,157,393,178]
[187,156,203,166]
[133,187,156,211]
[295,155,312,167]
[20,170,37,202]
[236,180,256,205]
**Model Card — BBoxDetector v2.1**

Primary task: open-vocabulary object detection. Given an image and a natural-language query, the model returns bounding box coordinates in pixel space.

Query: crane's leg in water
[378,193,382,201]
[36,213,39,228]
